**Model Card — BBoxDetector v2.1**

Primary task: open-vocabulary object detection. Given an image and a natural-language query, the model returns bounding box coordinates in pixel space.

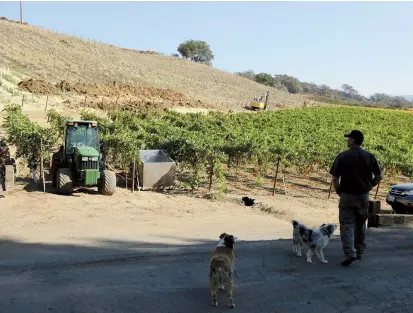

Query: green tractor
[50,120,116,196]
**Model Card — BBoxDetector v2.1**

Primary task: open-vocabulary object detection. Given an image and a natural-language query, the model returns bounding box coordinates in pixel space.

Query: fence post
[40,138,45,192]
[272,158,280,196]
[132,159,135,193]
[44,95,49,111]
[328,178,333,199]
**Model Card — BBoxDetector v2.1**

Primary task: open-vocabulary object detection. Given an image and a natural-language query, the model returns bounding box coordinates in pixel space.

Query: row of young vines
[2,103,413,193]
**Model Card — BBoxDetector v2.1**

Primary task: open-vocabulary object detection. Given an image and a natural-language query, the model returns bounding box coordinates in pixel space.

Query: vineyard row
[2,104,412,192]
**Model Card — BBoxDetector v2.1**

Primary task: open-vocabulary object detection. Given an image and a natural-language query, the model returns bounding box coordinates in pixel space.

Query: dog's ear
[320,223,326,227]
[219,233,227,239]
[323,224,336,236]
[224,235,235,249]
[327,224,337,234]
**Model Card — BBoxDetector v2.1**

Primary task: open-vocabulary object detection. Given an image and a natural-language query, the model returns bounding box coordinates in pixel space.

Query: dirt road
[0,180,348,268]
[0,187,294,249]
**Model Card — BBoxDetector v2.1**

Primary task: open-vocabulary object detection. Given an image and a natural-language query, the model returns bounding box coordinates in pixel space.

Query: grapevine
[2,104,413,192]
[2,104,59,171]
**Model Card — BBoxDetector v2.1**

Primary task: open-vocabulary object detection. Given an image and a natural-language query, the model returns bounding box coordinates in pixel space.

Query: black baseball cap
[344,130,364,143]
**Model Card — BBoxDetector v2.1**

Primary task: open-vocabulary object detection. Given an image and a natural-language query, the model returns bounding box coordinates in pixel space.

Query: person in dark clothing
[329,130,382,266]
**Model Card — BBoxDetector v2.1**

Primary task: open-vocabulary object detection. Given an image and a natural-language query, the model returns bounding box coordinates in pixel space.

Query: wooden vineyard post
[272,158,280,196]
[208,157,214,193]
[132,159,136,193]
[374,181,381,199]
[328,178,333,199]
[281,164,287,195]
[368,197,381,228]
[366,180,382,228]
[21,95,25,107]
[40,139,43,185]
[135,161,140,192]
[44,95,49,111]
[40,138,45,193]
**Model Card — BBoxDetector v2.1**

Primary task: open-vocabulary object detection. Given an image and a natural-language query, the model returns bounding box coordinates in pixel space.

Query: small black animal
[242,196,255,206]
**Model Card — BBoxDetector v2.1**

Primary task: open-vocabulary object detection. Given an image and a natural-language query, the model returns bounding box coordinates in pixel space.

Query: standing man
[329,130,382,266]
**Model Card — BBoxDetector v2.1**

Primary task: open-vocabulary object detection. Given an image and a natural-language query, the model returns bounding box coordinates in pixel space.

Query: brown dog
[209,232,237,308]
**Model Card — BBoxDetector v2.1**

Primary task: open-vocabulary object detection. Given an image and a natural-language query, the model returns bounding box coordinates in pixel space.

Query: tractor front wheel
[98,170,116,196]
[57,168,73,195]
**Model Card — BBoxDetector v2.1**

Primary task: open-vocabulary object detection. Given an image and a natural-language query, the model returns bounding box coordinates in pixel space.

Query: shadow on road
[0,226,412,271]
[0,227,413,313]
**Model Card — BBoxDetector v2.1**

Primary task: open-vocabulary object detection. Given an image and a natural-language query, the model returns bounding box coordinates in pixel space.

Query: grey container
[137,150,176,190]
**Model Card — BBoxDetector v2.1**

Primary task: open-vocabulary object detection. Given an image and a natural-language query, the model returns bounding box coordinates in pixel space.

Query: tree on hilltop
[177,40,214,66]
[341,84,358,98]
[254,73,274,86]
[235,70,255,81]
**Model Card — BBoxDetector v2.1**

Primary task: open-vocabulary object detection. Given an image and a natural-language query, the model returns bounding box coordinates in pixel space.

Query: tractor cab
[51,120,116,196]
[64,120,100,157]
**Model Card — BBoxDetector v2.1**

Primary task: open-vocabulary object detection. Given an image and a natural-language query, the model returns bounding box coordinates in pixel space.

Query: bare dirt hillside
[0,19,324,111]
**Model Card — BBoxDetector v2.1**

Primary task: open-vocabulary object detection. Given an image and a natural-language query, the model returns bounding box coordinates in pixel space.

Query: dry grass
[0,20,326,111]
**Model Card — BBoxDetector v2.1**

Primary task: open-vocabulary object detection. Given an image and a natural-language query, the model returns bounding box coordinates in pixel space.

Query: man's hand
[332,176,341,196]
[371,174,382,188]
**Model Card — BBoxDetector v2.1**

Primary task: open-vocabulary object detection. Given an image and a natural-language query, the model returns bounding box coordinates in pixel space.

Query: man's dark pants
[339,192,369,259]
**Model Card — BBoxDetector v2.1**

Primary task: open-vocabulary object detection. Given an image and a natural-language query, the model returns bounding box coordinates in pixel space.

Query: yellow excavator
[246,90,269,111]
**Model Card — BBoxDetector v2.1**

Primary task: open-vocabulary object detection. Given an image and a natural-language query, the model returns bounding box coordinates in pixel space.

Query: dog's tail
[292,220,299,228]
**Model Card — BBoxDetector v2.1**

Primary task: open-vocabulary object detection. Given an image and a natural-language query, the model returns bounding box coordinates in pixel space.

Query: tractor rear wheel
[51,153,61,188]
[57,168,73,195]
[98,170,116,196]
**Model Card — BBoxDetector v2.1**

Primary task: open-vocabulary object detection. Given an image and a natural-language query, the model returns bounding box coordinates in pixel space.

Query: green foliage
[235,69,413,109]
[369,93,411,109]
[2,104,58,169]
[341,84,358,98]
[254,73,274,86]
[81,106,413,187]
[177,40,214,65]
[3,105,413,190]
[46,109,72,142]
[280,77,302,94]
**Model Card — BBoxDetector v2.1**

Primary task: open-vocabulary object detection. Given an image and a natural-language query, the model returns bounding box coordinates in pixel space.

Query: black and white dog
[292,220,337,264]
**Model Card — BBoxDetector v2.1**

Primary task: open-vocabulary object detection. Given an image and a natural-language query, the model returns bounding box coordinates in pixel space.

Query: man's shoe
[341,257,357,266]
